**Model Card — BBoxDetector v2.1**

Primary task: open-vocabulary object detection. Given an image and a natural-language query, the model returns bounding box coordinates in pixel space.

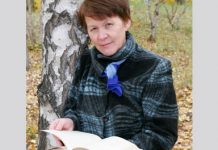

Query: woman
[49,0,178,149]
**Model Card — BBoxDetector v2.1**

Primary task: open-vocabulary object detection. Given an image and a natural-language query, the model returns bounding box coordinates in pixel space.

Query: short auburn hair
[77,0,131,31]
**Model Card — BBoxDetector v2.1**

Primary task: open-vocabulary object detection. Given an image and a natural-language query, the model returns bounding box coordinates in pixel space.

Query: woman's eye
[90,28,97,32]
[106,23,113,28]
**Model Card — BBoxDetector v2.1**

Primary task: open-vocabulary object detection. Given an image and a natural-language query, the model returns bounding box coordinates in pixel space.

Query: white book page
[42,130,101,150]
[88,136,142,150]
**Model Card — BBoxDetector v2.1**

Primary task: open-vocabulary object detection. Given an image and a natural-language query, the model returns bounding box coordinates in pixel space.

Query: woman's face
[85,16,131,56]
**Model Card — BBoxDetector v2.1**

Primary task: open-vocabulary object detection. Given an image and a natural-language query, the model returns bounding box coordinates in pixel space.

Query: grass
[129,0,192,90]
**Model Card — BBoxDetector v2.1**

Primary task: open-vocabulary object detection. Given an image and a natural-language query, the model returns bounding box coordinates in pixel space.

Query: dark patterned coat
[63,32,178,150]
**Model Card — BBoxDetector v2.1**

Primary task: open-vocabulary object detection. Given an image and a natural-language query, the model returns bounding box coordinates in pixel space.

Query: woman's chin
[97,47,120,57]
[100,50,117,56]
[97,48,116,56]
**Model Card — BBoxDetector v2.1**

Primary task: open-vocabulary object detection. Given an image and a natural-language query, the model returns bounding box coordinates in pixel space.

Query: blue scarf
[90,32,136,96]
[102,59,126,96]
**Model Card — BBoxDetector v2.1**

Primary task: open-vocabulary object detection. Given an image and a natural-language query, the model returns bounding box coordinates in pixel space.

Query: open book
[42,130,142,150]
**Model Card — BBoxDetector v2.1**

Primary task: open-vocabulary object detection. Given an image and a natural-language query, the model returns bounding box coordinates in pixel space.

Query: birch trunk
[26,0,33,12]
[37,0,86,149]
[145,0,163,42]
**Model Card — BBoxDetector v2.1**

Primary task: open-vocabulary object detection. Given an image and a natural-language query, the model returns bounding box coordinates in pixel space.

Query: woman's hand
[48,118,74,146]
[49,118,74,131]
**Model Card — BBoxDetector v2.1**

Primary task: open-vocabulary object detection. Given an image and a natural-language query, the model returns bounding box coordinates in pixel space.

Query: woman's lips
[99,42,112,47]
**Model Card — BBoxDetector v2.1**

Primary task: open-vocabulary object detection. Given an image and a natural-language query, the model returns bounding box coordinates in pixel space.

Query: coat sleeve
[129,59,178,150]
[61,52,88,130]
[62,84,80,130]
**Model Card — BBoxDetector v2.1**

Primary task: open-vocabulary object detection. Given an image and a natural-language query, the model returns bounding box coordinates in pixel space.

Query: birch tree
[37,0,87,149]
[164,0,189,30]
[26,0,34,12]
[26,0,34,71]
[144,0,164,42]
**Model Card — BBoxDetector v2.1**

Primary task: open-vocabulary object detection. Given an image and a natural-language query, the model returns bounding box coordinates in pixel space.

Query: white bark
[37,0,86,149]
[145,0,164,42]
[26,0,34,12]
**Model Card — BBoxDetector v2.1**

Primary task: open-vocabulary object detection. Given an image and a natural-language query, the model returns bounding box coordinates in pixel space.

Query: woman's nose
[97,29,108,41]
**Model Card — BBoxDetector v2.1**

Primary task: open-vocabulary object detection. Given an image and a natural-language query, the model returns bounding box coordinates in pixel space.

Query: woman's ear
[124,19,131,31]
